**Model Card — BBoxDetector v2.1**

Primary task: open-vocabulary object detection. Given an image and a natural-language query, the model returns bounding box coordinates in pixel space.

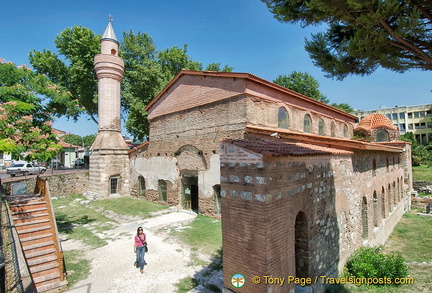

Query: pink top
[135,233,146,246]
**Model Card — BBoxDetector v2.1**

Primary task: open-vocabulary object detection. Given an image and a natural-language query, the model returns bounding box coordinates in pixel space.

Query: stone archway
[176,145,207,213]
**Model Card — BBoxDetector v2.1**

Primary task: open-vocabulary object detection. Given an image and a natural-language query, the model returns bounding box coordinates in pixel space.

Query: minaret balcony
[94,54,124,81]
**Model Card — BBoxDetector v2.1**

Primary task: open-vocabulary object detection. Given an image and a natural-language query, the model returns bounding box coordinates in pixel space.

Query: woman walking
[134,226,147,274]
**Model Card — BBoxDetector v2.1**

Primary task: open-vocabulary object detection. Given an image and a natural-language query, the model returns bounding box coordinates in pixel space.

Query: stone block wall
[87,148,130,199]
[1,171,89,197]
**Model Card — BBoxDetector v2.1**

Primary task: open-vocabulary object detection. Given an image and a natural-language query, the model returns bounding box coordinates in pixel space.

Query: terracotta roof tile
[224,139,353,157]
[355,113,398,132]
[59,141,78,148]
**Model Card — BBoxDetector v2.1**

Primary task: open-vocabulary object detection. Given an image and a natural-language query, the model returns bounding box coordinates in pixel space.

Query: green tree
[262,0,432,80]
[205,63,234,72]
[0,59,63,161]
[83,134,96,147]
[63,134,83,146]
[30,26,234,141]
[401,132,431,166]
[29,26,100,122]
[120,32,204,140]
[330,102,355,113]
[273,71,330,103]
[63,133,96,147]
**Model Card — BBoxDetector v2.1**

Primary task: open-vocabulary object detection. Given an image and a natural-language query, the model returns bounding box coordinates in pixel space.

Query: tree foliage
[29,26,100,122]
[262,0,432,80]
[273,71,329,103]
[401,132,432,166]
[0,59,63,161]
[63,133,96,147]
[330,102,355,113]
[30,26,233,141]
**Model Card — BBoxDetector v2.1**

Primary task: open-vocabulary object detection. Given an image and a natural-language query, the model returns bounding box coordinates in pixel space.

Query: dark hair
[136,227,143,235]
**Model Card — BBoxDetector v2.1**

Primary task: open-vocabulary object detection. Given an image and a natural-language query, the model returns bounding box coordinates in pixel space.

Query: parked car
[49,159,64,169]
[6,162,47,177]
[74,158,85,167]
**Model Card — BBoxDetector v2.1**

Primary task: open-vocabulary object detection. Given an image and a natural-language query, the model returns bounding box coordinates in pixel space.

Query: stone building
[87,20,130,199]
[129,70,412,293]
[129,70,358,215]
[220,126,411,292]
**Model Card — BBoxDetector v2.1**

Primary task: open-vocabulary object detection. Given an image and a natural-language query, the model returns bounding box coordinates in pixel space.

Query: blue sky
[2,0,431,137]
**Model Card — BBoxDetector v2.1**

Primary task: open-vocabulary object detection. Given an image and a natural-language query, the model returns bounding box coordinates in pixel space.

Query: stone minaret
[87,18,130,199]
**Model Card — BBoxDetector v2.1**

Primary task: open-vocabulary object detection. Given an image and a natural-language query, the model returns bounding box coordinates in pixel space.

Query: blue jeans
[136,246,146,270]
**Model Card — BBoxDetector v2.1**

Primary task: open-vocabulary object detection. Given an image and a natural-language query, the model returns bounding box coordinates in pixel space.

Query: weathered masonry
[128,70,412,293]
[220,132,411,293]
[129,70,358,216]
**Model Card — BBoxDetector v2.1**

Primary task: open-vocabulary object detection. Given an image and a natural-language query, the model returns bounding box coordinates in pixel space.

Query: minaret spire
[102,14,118,43]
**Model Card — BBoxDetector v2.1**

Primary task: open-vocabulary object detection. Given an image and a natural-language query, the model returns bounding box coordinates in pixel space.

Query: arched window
[278,107,289,129]
[213,185,221,214]
[138,176,146,197]
[373,192,378,227]
[376,129,389,142]
[372,159,377,177]
[362,197,368,240]
[158,180,167,202]
[382,187,386,218]
[304,114,312,133]
[343,124,349,138]
[331,122,336,137]
[319,119,325,135]
[388,184,392,212]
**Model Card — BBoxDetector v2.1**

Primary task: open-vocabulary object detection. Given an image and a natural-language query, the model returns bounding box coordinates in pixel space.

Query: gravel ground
[63,210,207,293]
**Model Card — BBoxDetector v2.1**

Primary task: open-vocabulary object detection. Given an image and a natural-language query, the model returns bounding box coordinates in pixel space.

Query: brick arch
[373,191,379,227]
[295,211,310,278]
[362,197,368,240]
[278,106,289,129]
[175,144,207,170]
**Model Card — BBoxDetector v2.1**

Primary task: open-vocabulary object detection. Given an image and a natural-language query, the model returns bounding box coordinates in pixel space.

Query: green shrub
[346,246,408,284]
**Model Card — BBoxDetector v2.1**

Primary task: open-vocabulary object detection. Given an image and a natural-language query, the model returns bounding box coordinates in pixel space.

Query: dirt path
[64,210,205,293]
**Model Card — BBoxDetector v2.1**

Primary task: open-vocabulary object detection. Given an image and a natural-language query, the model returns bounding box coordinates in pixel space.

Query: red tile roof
[246,125,404,153]
[223,139,353,157]
[59,141,78,148]
[355,113,398,132]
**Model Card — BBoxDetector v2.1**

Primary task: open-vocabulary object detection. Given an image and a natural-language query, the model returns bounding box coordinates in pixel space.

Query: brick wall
[220,142,411,293]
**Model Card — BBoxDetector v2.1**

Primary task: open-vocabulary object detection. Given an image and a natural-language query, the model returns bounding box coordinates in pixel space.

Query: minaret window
[111,49,116,55]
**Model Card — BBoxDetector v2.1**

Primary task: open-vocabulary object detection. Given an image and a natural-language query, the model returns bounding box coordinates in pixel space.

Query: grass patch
[383,211,432,262]
[64,250,90,288]
[170,215,222,255]
[412,165,432,181]
[53,194,115,248]
[417,192,431,198]
[175,277,198,293]
[327,211,432,292]
[88,196,168,217]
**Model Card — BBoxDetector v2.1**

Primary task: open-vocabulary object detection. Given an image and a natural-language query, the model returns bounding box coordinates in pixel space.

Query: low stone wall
[413,180,432,194]
[1,171,89,197]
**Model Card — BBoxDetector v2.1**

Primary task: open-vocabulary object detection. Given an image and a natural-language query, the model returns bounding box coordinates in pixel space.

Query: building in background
[354,104,432,145]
